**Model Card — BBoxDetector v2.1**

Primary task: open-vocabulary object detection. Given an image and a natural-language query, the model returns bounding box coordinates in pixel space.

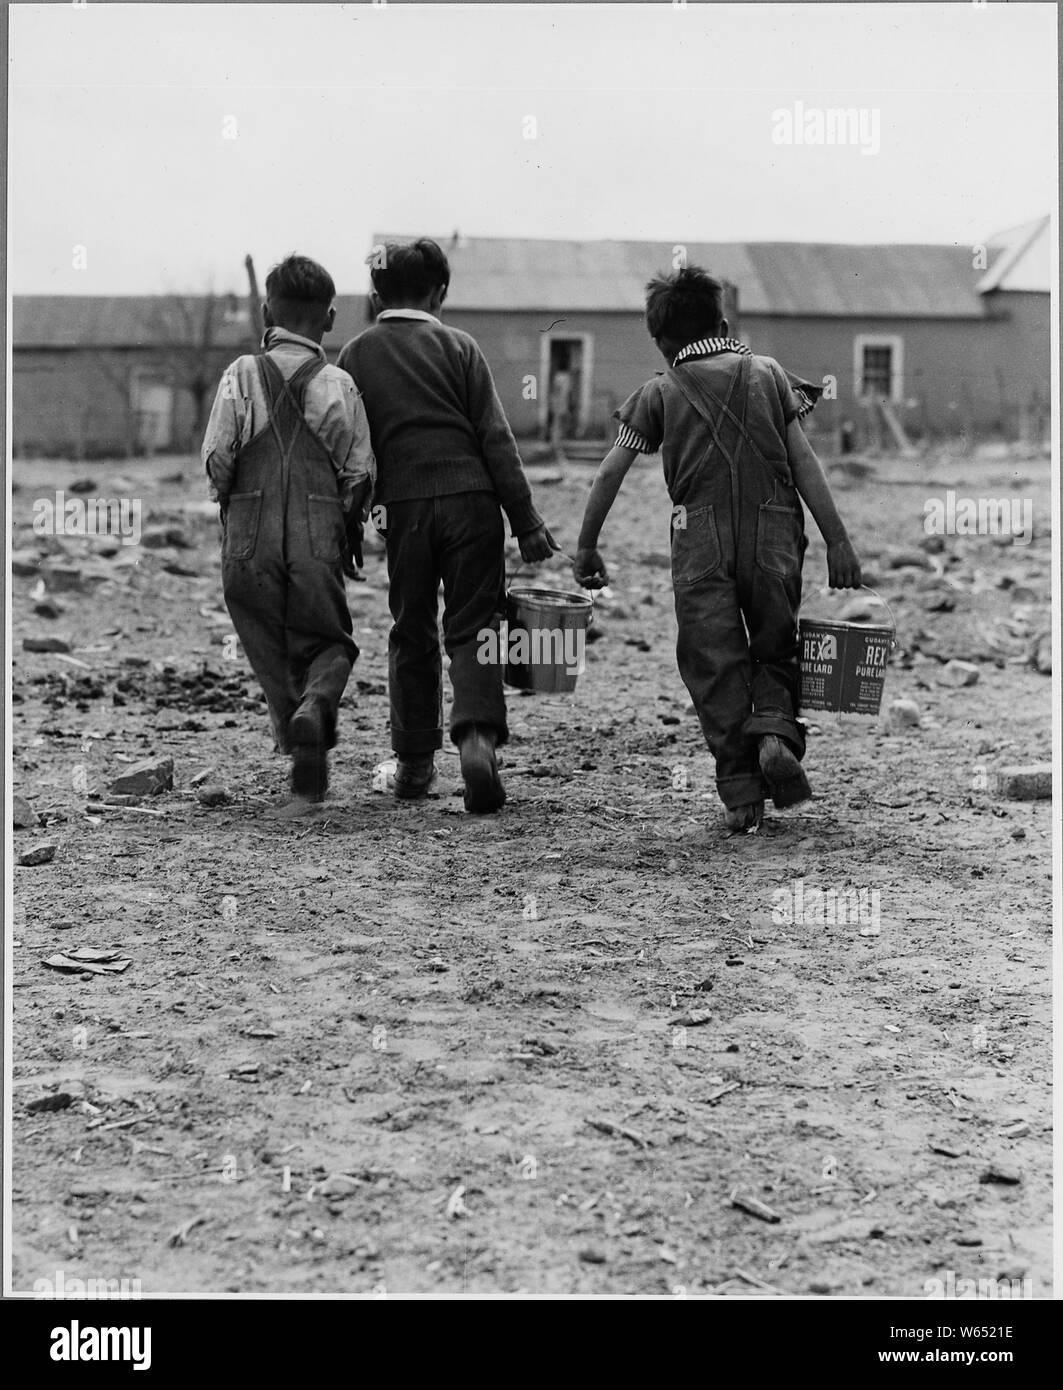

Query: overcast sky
[8,1,1057,295]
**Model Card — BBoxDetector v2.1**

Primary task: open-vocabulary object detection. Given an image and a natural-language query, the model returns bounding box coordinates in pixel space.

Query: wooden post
[244,255,264,345]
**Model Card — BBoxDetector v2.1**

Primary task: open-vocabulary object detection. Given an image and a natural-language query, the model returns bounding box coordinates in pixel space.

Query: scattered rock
[141,524,192,550]
[998,1120,1030,1139]
[923,592,956,613]
[918,534,946,553]
[839,596,876,622]
[1032,631,1051,674]
[108,756,174,797]
[23,636,73,654]
[25,1091,74,1113]
[68,478,98,494]
[980,1163,1021,1186]
[994,764,1052,801]
[40,563,85,593]
[13,795,39,829]
[730,1189,781,1224]
[886,550,929,570]
[578,1247,607,1264]
[197,784,230,807]
[887,698,921,730]
[19,842,56,866]
[939,659,980,687]
[11,549,43,577]
[33,597,65,619]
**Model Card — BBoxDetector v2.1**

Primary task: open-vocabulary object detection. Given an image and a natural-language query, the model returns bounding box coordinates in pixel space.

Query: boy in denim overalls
[203,255,375,801]
[573,265,862,831]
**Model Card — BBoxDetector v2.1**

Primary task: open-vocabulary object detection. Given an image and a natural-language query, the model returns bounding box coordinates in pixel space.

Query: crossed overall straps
[667,355,775,474]
[256,353,326,462]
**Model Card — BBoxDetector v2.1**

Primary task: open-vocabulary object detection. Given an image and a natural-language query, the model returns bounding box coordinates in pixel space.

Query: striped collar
[672,336,751,367]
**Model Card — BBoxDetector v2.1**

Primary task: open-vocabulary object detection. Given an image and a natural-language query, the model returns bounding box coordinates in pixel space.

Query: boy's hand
[827,538,862,590]
[518,524,558,563]
[573,547,609,589]
[342,516,364,577]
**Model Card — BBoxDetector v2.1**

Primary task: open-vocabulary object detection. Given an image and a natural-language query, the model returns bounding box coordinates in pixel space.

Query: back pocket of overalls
[756,503,801,579]
[225,490,263,561]
[671,504,722,587]
[307,493,345,562]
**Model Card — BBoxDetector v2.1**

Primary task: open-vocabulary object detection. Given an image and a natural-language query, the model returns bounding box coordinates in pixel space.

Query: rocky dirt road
[9,446,1053,1296]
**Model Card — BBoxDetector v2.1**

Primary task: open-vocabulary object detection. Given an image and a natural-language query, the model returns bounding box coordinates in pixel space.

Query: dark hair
[264,254,336,310]
[644,265,724,345]
[368,238,450,305]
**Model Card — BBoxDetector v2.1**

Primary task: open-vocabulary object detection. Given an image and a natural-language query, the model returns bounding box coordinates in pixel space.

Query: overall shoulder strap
[286,355,326,408]
[255,352,286,408]
[668,354,767,467]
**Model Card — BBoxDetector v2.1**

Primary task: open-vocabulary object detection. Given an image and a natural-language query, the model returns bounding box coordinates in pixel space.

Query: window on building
[854,335,903,402]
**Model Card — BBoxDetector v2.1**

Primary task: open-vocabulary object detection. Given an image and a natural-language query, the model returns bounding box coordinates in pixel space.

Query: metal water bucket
[799,589,896,716]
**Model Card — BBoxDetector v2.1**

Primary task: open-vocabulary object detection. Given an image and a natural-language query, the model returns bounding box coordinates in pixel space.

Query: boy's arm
[202,368,241,507]
[786,418,862,589]
[322,371,377,518]
[464,343,545,539]
[573,444,640,587]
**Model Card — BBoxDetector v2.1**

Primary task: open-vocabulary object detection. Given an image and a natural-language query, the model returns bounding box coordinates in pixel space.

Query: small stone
[1033,632,1051,675]
[68,477,98,494]
[141,524,192,550]
[39,563,85,592]
[578,1247,607,1265]
[33,597,65,620]
[23,636,73,654]
[918,534,946,553]
[11,549,43,577]
[25,1091,74,1113]
[19,842,56,866]
[887,698,921,730]
[994,764,1052,801]
[887,550,929,570]
[1010,585,1039,605]
[108,756,174,797]
[13,795,39,829]
[197,784,229,807]
[839,596,876,622]
[939,660,980,687]
[953,1234,983,1247]
[979,1163,1021,1186]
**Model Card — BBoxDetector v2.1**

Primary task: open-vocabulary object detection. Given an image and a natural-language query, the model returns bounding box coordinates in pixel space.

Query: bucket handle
[506,549,596,608]
[860,584,898,647]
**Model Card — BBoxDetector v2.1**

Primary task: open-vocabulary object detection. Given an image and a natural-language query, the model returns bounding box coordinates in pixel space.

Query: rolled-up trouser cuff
[392,728,445,757]
[744,711,806,760]
[716,772,769,810]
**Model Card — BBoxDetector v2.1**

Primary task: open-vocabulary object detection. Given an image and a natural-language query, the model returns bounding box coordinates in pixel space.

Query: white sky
[7,1,1058,295]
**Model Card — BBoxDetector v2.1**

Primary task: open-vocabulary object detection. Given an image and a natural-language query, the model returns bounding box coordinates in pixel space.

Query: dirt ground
[8,443,1054,1297]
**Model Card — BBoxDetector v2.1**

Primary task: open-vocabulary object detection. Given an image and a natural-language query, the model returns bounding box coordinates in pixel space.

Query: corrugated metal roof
[977,216,1052,294]
[13,294,369,349]
[372,234,996,317]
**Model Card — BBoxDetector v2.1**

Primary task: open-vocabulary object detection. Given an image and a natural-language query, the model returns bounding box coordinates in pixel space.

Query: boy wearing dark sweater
[337,239,554,812]
[573,266,862,832]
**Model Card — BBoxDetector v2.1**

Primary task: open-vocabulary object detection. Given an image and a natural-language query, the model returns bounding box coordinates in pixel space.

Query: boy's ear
[325,304,336,332]
[262,301,274,330]
[719,317,729,336]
